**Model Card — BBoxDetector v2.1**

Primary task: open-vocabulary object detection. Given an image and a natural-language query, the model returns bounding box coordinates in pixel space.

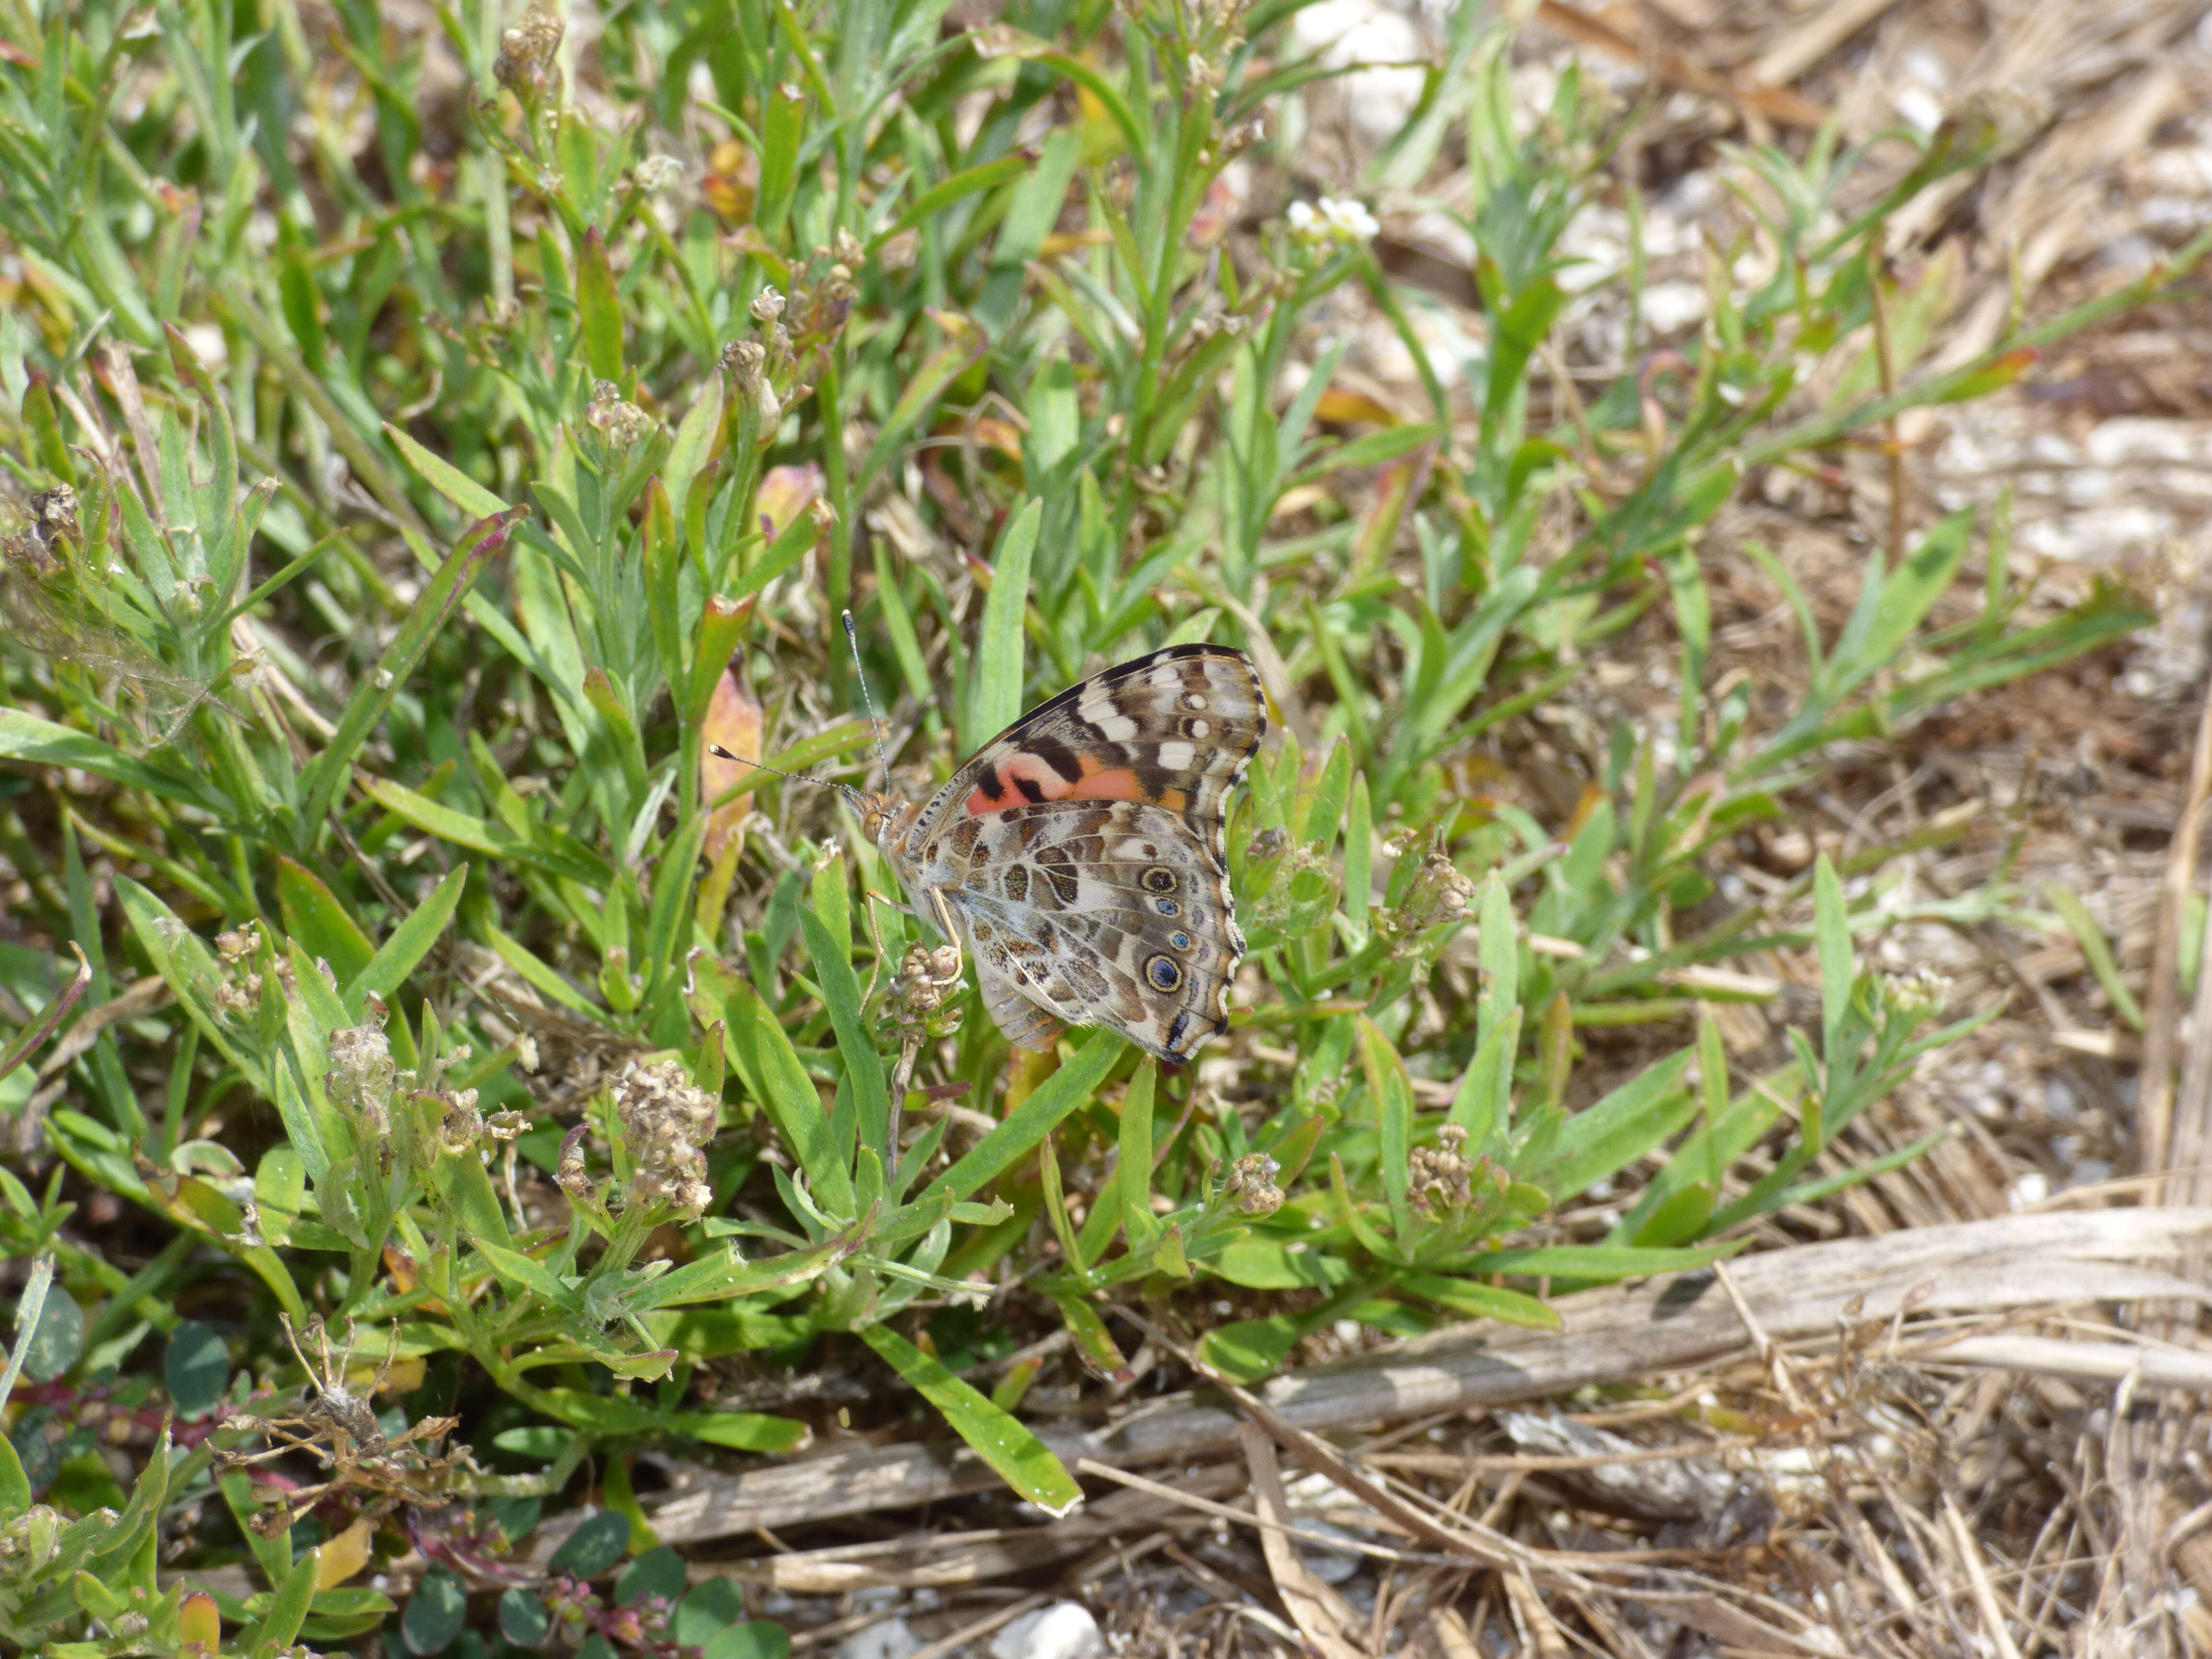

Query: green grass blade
[346,865,467,1016]
[968,496,1041,751]
[301,508,522,832]
[857,1323,1082,1516]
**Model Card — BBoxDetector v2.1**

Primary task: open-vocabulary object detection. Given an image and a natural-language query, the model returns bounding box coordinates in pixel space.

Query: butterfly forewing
[882,645,1266,1063]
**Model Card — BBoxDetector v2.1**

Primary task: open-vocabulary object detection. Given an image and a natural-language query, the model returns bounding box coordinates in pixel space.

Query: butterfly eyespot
[1146,954,1182,991]
[1181,692,1208,711]
[1170,931,1192,950]
[1142,867,1178,893]
[1188,718,1210,738]
[1155,897,1179,916]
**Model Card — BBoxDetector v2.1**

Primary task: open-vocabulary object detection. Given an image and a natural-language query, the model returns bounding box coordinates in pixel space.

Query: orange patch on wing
[1067,768,1143,802]
[963,754,1084,816]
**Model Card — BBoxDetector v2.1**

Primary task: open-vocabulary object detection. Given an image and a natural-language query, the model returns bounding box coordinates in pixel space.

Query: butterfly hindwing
[881,643,1265,1064]
[949,802,1242,1063]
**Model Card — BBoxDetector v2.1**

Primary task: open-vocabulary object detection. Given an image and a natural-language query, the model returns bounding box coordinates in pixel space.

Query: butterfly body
[859,645,1266,1063]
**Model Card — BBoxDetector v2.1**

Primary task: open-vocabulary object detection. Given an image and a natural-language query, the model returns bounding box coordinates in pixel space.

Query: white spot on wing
[1189,719,1209,738]
[1157,740,1196,772]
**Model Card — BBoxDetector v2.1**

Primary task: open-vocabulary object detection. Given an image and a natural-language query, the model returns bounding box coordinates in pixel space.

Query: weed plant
[0,0,2195,1653]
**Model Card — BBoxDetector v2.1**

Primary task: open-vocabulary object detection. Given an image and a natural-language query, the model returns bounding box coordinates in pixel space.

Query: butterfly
[852,645,1267,1065]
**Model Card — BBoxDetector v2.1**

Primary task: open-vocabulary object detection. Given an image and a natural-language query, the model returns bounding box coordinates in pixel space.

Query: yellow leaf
[1313,387,1400,426]
[317,1517,374,1588]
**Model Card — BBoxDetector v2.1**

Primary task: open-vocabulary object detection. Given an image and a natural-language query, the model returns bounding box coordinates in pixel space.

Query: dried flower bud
[494,3,564,99]
[1226,1152,1283,1216]
[613,1058,718,1219]
[438,1091,484,1155]
[1392,840,1475,936]
[1409,1127,1475,1214]
[326,1017,397,1131]
[1884,966,1953,1023]
[555,1122,592,1201]
[721,339,781,427]
[30,485,76,543]
[888,943,963,1034]
[750,286,787,323]
[585,394,653,449]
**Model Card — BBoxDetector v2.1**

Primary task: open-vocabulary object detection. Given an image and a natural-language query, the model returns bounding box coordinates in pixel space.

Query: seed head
[1226,1152,1283,1216]
[493,3,564,99]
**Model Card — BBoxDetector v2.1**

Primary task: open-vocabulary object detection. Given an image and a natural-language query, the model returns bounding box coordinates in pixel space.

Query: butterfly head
[851,789,916,853]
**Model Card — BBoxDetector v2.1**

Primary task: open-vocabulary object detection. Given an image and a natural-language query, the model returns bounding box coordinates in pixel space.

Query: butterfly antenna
[706,745,860,811]
[842,609,895,793]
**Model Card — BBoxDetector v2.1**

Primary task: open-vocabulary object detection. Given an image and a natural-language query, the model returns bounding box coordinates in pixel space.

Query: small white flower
[1287,196,1378,247]
[1320,196,1379,240]
[635,154,684,195]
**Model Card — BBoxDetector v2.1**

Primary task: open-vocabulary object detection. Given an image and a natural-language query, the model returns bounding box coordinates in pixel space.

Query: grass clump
[0,0,2195,1652]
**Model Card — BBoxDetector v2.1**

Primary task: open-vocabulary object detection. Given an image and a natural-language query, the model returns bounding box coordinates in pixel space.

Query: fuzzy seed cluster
[613,1058,717,1218]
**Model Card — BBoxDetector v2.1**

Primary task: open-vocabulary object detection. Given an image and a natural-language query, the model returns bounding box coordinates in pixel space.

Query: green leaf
[499,1587,552,1647]
[301,507,522,830]
[275,859,376,985]
[881,155,1031,241]
[1047,1291,1130,1383]
[346,865,467,1016]
[1360,1017,1413,1239]
[1210,1240,1355,1291]
[477,1242,583,1312]
[1198,1314,1303,1384]
[668,1412,811,1453]
[360,778,612,888]
[858,1323,1082,1516]
[164,1320,229,1418]
[800,906,889,1161]
[967,497,1041,751]
[248,1543,321,1652]
[1118,1058,1158,1250]
[1814,855,1852,1066]
[705,1624,791,1659]
[1538,1050,1696,1200]
[578,228,624,379]
[399,1566,467,1656]
[20,1287,82,1383]
[1397,1274,1561,1329]
[1451,1241,1741,1279]
[918,1028,1123,1225]
[548,1510,632,1577]
[2042,883,2144,1033]
[662,377,724,539]
[384,421,513,522]
[0,1428,25,1518]
[616,1546,687,1607]
[713,974,854,1217]
[0,710,224,813]
[673,1580,748,1647]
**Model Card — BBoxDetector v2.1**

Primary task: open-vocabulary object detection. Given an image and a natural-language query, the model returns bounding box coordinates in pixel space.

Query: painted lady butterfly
[854,645,1267,1064]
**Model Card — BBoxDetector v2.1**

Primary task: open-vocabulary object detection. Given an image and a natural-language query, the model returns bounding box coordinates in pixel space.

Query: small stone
[989,1601,1104,1659]
[837,1615,920,1659]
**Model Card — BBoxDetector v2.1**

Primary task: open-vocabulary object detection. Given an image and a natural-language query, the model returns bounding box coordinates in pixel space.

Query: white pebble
[837,1616,920,1659]
[990,1602,1104,1659]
